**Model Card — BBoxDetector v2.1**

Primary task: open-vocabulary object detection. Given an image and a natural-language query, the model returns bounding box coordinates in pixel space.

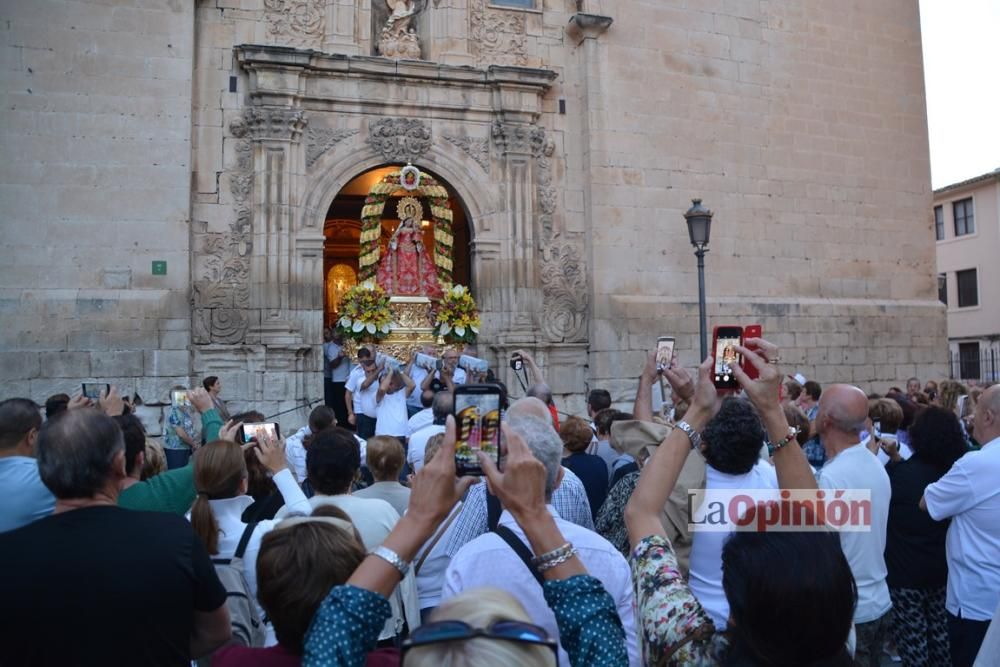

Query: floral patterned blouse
[164,407,195,450]
[595,471,640,558]
[630,534,729,666]
[304,575,628,667]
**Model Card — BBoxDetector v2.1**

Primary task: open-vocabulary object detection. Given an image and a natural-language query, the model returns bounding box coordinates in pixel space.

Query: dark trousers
[356,414,377,439]
[947,611,990,667]
[164,447,191,470]
[327,380,348,427]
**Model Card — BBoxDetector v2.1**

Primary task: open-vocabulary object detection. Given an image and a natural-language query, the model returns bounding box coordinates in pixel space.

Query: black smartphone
[712,326,743,389]
[453,384,504,476]
[655,337,675,371]
[82,383,109,400]
[510,353,524,372]
[238,422,281,444]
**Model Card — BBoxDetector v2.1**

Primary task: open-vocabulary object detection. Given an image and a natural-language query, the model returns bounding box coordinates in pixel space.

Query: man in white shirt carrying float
[441,403,639,667]
[921,384,1000,667]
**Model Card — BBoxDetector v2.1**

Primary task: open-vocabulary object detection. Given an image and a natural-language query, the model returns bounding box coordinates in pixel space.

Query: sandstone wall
[0,0,194,402]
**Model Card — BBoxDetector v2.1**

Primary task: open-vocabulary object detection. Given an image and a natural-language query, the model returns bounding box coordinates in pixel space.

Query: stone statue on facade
[378,0,422,60]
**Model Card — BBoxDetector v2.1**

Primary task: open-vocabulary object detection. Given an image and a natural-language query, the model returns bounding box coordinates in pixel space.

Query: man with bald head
[921,384,1000,666]
[816,384,892,667]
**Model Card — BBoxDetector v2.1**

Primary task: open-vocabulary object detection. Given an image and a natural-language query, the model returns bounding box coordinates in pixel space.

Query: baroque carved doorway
[322,165,472,327]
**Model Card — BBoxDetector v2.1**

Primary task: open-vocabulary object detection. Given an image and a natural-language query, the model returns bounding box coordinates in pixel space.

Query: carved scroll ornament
[540,242,589,343]
[367,118,432,163]
[263,0,325,49]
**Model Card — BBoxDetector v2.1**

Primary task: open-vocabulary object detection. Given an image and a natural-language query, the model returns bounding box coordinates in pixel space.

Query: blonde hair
[423,432,447,466]
[365,435,405,481]
[405,588,553,667]
[141,438,167,480]
[190,440,247,554]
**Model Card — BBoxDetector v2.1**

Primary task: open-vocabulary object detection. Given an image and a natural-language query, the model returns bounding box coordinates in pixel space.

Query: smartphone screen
[454,384,503,476]
[240,422,280,444]
[656,337,675,371]
[713,327,743,388]
[82,383,109,400]
[171,390,190,409]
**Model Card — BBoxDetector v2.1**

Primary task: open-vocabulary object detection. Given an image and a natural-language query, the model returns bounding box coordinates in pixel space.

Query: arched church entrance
[322,165,472,327]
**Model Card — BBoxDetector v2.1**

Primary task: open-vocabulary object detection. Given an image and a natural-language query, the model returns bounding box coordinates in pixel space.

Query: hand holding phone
[741,325,762,381]
[712,326,743,389]
[82,383,110,401]
[655,337,675,372]
[453,384,504,476]
[237,422,281,444]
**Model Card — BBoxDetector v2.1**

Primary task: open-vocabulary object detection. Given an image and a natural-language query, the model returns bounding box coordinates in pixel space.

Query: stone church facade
[1,0,947,421]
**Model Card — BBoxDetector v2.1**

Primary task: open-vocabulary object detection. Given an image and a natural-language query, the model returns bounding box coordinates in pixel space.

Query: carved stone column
[232,106,308,344]
[491,121,545,338]
[427,0,475,66]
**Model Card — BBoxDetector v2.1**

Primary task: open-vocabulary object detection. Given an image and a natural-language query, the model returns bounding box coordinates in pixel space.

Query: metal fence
[949,349,1000,383]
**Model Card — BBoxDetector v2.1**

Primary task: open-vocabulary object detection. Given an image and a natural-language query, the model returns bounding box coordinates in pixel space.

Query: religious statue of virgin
[376,197,443,299]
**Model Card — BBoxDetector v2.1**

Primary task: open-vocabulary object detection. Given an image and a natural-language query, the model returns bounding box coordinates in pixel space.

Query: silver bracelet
[372,545,410,577]
[531,542,573,568]
[536,547,579,573]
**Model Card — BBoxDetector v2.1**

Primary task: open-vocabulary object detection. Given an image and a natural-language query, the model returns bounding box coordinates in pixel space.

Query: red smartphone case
[742,324,762,380]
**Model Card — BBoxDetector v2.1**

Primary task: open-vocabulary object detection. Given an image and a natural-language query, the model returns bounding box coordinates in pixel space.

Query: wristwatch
[372,546,410,577]
[675,420,702,450]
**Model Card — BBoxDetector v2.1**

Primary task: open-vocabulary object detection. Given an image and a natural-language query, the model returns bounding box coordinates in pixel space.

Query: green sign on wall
[152,261,167,275]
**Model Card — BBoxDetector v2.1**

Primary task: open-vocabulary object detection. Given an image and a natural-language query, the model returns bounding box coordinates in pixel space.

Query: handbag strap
[494,524,545,587]
[414,502,462,576]
[234,521,259,560]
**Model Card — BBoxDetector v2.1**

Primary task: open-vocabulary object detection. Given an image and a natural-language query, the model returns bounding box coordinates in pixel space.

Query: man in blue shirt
[0,398,55,532]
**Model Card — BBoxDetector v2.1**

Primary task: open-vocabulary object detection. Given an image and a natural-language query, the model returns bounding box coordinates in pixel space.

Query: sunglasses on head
[401,619,558,663]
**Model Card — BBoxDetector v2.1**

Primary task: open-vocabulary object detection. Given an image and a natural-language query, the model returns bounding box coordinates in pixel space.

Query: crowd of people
[1,337,998,667]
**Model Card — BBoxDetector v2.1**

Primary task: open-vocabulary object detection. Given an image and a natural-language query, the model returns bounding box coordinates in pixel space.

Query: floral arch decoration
[357,168,454,288]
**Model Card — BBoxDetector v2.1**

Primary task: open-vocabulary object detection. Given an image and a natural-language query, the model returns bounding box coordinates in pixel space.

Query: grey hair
[505,414,562,502]
[825,402,868,436]
[432,390,453,421]
[36,408,124,499]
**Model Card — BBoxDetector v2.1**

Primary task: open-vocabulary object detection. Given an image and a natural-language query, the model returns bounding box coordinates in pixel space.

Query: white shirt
[407,366,429,409]
[818,442,893,623]
[407,423,445,473]
[346,366,378,418]
[406,408,434,438]
[442,507,640,667]
[414,502,463,610]
[925,436,1000,621]
[284,425,310,482]
[689,461,779,629]
[327,342,350,383]
[197,468,310,643]
[375,388,410,437]
[875,432,913,466]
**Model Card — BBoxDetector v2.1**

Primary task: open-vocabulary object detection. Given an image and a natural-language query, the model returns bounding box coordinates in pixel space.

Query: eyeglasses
[359,359,375,366]
[401,619,558,663]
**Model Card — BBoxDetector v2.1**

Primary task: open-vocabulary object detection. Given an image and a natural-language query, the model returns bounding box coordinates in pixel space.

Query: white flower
[379,323,391,334]
[451,285,466,296]
[352,321,365,333]
[366,323,376,334]
[339,317,352,328]
[455,326,466,337]
[471,325,479,334]
[440,322,452,335]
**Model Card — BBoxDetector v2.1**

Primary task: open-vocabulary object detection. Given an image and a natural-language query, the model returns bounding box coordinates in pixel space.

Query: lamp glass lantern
[684,198,713,248]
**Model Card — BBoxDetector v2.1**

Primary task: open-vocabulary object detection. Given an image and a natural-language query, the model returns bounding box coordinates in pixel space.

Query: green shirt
[118,409,223,515]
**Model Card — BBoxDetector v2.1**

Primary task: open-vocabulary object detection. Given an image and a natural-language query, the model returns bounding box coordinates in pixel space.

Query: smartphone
[82,383,110,400]
[742,324,762,380]
[238,422,281,444]
[873,421,882,439]
[510,354,524,372]
[453,384,504,476]
[170,390,190,409]
[712,326,743,389]
[655,337,675,371]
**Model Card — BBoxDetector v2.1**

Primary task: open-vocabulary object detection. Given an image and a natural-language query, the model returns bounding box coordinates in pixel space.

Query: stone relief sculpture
[540,242,589,343]
[305,127,360,169]
[367,117,432,163]
[378,0,424,60]
[263,0,325,49]
[443,134,490,172]
[470,0,528,66]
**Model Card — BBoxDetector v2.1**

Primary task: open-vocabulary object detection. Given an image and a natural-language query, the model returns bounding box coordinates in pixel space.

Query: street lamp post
[684,199,714,361]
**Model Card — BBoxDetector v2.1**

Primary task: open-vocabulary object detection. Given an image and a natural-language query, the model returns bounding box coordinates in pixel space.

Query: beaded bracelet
[531,542,576,571]
[536,547,579,573]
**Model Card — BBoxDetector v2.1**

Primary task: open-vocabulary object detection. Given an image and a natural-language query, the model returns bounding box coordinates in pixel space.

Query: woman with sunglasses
[625,340,857,666]
[302,417,629,667]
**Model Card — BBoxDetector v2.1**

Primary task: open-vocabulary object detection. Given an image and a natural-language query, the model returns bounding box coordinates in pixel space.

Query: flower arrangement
[336,282,395,340]
[434,285,480,343]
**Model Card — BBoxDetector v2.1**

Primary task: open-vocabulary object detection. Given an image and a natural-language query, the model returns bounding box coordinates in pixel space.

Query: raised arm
[376,371,392,403]
[401,369,416,398]
[625,357,715,548]
[514,349,545,385]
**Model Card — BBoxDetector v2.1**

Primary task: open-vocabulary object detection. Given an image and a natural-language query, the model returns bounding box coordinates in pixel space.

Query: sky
[919,0,1000,189]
